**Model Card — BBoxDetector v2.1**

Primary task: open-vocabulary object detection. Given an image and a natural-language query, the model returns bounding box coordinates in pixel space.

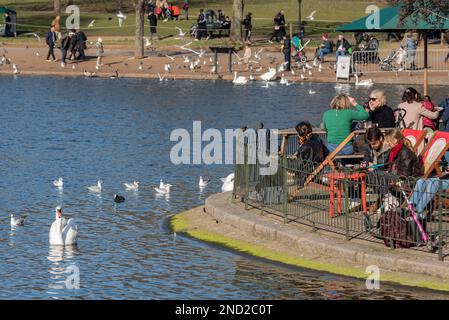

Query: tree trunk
[230,0,244,42]
[54,0,61,15]
[134,0,146,58]
[297,0,302,34]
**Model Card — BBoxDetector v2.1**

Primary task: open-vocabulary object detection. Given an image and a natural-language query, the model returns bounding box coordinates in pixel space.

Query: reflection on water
[0,76,448,299]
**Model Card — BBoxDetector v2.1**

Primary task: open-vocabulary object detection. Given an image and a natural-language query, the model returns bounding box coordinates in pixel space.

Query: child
[384,129,423,177]
[95,37,104,69]
[422,95,437,132]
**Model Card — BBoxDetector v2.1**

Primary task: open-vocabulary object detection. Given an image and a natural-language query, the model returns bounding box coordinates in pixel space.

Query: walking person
[95,37,104,69]
[66,30,78,61]
[45,26,57,62]
[59,32,71,67]
[196,9,207,40]
[148,10,159,40]
[402,33,417,70]
[243,12,253,43]
[76,29,87,61]
[183,0,189,20]
[281,34,291,71]
[270,11,283,42]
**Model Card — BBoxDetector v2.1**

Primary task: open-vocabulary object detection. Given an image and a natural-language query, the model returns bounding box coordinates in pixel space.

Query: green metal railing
[234,148,449,261]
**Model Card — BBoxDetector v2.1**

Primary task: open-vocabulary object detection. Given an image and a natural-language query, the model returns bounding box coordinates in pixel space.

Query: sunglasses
[369,97,378,101]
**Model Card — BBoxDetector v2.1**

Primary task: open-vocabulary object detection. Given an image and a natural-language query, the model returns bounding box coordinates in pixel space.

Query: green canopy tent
[336,6,449,94]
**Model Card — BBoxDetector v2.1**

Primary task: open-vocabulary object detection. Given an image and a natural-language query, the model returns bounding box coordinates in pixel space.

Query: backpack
[379,209,413,248]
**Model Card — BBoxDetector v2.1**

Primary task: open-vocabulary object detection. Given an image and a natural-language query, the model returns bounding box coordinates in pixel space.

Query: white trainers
[61,62,66,67]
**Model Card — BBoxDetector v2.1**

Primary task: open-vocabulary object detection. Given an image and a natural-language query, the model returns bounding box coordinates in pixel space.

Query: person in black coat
[66,30,78,61]
[243,12,252,42]
[4,12,11,37]
[76,30,87,60]
[365,90,396,128]
[281,34,291,71]
[294,121,329,163]
[45,26,57,61]
[196,9,207,40]
[148,10,158,40]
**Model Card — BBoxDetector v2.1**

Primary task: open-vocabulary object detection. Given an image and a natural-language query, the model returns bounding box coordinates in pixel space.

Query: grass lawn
[0,0,386,47]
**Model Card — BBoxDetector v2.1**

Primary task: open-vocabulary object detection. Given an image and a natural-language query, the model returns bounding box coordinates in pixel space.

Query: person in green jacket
[322,94,369,155]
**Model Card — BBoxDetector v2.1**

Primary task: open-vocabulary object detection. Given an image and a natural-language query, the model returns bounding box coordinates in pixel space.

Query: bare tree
[230,0,244,42]
[387,0,448,22]
[133,0,146,58]
[54,0,61,15]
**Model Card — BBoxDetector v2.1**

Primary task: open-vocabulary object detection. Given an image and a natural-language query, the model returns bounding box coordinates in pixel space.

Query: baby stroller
[379,50,400,71]
[292,38,310,65]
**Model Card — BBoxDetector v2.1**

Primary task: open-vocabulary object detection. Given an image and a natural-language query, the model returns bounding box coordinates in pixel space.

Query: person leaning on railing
[322,94,369,155]
[294,121,329,163]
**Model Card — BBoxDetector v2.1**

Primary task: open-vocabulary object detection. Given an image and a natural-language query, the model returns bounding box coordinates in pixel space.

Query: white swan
[53,177,63,188]
[354,74,373,87]
[87,180,102,193]
[260,68,277,81]
[49,207,78,246]
[124,181,139,190]
[220,173,234,192]
[10,214,25,227]
[199,176,209,188]
[232,72,248,85]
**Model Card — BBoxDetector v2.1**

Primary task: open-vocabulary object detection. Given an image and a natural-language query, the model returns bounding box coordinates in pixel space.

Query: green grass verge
[171,208,449,293]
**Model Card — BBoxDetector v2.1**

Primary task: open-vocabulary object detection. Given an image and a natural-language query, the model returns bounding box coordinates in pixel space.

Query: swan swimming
[220,173,234,192]
[354,74,374,87]
[10,214,25,227]
[155,184,171,195]
[88,180,102,193]
[49,206,78,246]
[232,72,248,85]
[124,181,139,190]
[53,177,63,188]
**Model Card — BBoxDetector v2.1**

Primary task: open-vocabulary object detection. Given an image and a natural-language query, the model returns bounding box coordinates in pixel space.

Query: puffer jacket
[295,135,329,163]
[390,145,423,177]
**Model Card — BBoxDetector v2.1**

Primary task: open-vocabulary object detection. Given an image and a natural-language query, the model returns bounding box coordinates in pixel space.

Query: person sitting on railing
[384,129,423,178]
[322,94,369,155]
[364,90,396,128]
[294,121,329,163]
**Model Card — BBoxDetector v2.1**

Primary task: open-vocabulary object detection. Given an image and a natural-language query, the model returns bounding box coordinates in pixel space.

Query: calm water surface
[1,76,448,299]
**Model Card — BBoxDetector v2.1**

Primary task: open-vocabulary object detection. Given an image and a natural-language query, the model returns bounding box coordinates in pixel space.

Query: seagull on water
[124,181,139,190]
[155,180,171,195]
[53,177,64,188]
[309,89,316,95]
[199,176,210,188]
[11,214,25,227]
[88,180,102,193]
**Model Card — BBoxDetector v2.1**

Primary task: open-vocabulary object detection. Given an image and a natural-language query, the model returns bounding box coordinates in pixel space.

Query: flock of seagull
[9,173,235,230]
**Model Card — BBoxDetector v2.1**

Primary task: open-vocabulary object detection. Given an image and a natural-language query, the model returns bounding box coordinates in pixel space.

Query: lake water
[1,75,448,299]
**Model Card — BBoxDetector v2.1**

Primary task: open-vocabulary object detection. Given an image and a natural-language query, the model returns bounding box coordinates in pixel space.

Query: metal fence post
[344,176,350,241]
[282,156,288,224]
[438,180,444,261]
[244,142,249,210]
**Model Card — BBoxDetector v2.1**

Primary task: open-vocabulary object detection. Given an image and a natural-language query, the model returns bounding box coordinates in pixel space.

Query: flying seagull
[306,10,317,21]
[88,20,95,28]
[117,11,127,27]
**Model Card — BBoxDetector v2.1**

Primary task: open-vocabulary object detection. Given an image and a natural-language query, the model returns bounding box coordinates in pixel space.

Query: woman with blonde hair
[322,94,369,155]
[384,128,423,177]
[366,89,395,128]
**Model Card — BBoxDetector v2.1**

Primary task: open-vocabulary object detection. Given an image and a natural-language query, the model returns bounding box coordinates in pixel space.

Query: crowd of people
[292,88,449,230]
